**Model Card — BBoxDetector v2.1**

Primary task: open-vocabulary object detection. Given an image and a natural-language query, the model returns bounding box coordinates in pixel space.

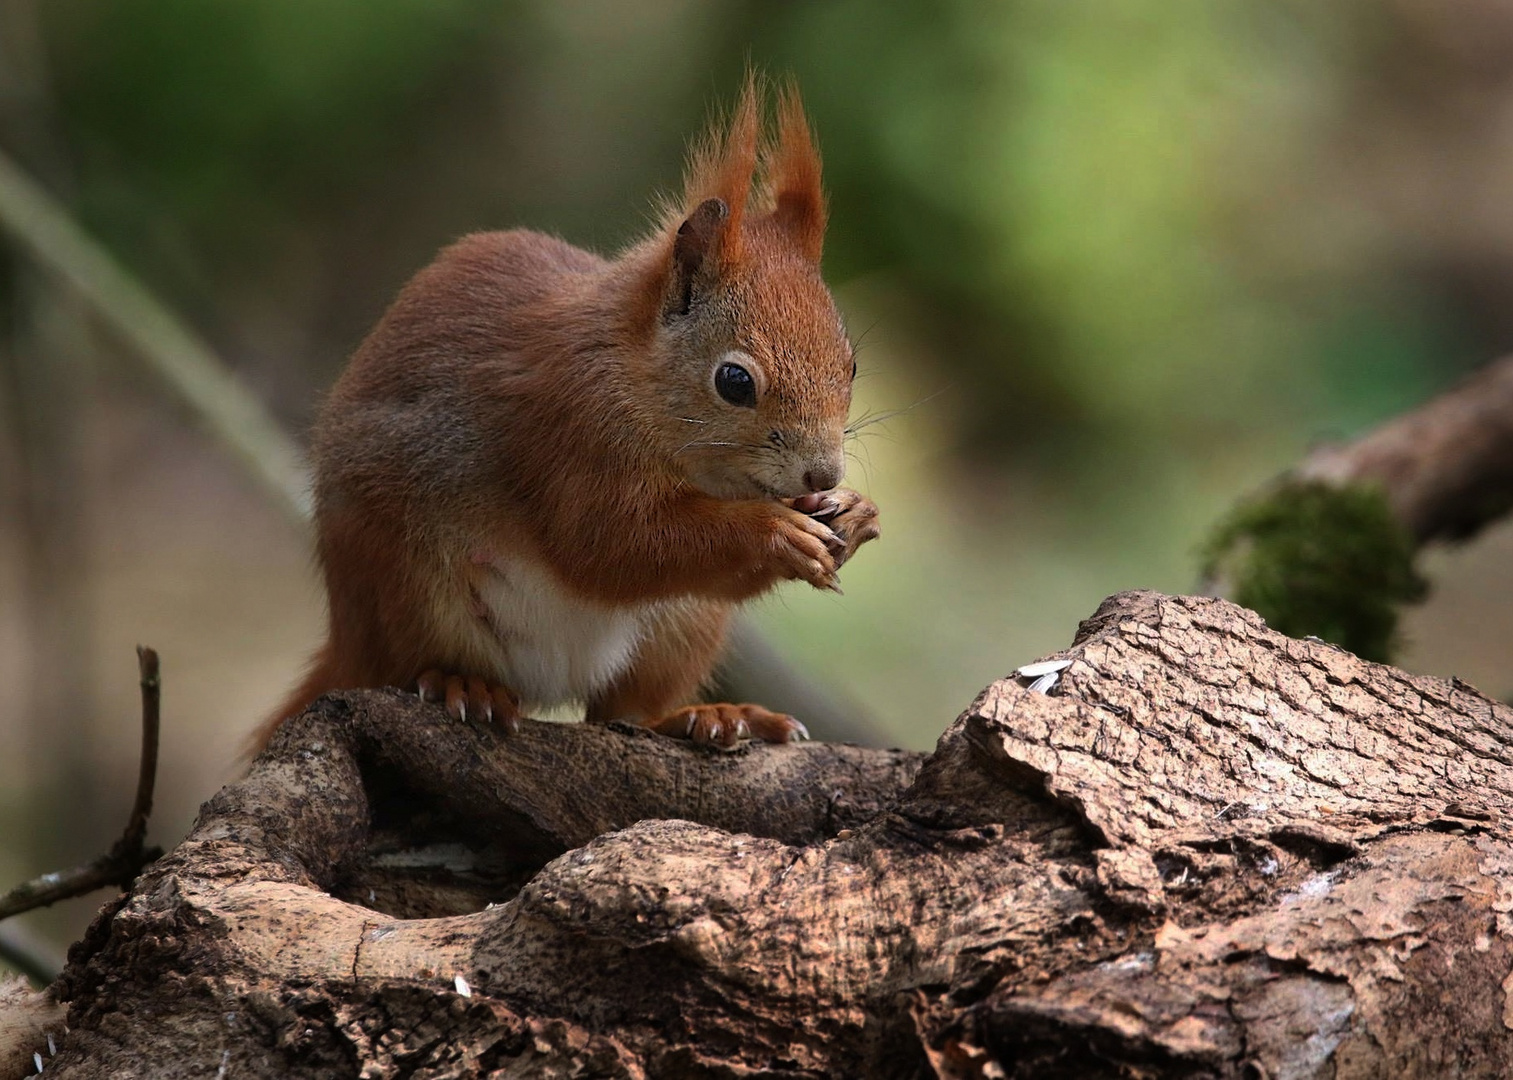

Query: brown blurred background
[2,0,1512,966]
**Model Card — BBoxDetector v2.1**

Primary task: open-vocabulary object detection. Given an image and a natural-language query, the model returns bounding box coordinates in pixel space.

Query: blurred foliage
[40,0,1489,436]
[46,0,502,330]
[8,0,1513,739]
[1199,481,1427,662]
[751,1,1487,454]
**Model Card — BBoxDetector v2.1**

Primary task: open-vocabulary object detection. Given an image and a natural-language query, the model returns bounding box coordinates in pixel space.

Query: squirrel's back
[311,228,622,525]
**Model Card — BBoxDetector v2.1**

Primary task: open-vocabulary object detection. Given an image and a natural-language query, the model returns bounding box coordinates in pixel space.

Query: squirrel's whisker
[844,388,948,435]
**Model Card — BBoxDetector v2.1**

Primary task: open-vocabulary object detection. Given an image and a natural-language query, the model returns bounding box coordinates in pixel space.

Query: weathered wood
[0,976,63,1080]
[32,591,1513,1079]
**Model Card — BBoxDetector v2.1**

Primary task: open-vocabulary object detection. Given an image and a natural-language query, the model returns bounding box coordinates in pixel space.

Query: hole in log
[324,754,566,918]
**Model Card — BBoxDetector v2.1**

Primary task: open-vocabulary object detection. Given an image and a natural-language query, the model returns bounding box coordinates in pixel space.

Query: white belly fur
[462,553,658,708]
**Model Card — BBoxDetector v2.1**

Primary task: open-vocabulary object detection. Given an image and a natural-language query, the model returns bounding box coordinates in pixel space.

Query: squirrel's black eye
[851,359,858,381]
[714,362,757,407]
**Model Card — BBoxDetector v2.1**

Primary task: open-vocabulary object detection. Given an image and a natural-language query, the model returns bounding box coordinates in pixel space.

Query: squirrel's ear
[766,85,826,263]
[665,196,730,319]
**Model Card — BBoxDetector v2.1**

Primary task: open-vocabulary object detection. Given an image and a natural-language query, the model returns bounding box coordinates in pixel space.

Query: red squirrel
[257,77,880,751]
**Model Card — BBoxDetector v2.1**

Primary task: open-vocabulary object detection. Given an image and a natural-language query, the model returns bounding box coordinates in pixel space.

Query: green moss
[1198,481,1427,663]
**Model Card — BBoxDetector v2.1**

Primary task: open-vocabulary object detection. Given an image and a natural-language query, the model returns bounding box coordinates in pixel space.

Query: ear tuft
[764,82,826,262]
[678,72,761,267]
[657,70,827,316]
[669,197,729,316]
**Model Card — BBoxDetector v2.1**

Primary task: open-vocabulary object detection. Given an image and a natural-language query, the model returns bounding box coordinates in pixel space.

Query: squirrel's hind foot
[644,703,809,749]
[417,669,521,733]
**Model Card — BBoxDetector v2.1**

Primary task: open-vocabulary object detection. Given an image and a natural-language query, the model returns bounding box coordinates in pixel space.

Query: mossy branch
[1200,354,1513,662]
[1200,481,1426,662]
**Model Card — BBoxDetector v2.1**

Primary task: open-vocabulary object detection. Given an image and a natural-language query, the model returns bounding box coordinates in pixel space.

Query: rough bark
[21,591,1513,1079]
[1296,352,1513,543]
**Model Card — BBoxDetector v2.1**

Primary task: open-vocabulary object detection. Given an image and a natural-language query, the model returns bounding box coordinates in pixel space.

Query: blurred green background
[3,0,1512,968]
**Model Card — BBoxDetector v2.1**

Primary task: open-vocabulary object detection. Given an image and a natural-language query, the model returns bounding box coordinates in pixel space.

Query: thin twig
[0,647,164,923]
[119,646,160,855]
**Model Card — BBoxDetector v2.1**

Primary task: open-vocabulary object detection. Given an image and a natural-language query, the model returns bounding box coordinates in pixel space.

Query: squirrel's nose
[803,464,841,492]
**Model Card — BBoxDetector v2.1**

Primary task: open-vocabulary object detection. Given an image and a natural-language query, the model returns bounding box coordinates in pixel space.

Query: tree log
[27,591,1513,1078]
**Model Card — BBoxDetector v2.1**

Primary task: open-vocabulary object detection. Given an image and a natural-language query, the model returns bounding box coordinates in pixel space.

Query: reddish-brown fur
[256,75,880,751]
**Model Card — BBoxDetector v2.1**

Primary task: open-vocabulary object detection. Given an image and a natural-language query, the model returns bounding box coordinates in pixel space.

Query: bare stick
[0,647,164,923]
[119,646,160,854]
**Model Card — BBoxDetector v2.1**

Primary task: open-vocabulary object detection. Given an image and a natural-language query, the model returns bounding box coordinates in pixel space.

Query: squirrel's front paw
[646,703,809,748]
[771,510,842,592]
[417,669,521,733]
[794,488,880,569]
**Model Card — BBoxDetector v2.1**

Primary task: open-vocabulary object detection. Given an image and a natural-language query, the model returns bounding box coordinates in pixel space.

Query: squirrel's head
[632,76,853,501]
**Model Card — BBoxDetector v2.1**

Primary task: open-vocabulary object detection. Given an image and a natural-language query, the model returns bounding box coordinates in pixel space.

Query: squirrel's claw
[772,511,841,591]
[490,685,522,734]
[416,669,521,733]
[417,669,447,703]
[646,702,808,748]
[809,488,880,570]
